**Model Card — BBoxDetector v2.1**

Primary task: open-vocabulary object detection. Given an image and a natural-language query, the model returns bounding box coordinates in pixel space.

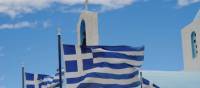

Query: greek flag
[24,72,51,88]
[24,72,60,88]
[142,78,159,88]
[40,75,60,88]
[63,45,144,88]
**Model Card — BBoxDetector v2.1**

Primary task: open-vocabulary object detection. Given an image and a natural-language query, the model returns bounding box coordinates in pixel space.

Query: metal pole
[22,66,25,88]
[57,29,63,88]
[140,72,143,88]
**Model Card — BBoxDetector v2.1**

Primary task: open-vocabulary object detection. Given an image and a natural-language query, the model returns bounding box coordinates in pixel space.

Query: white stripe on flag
[64,53,92,61]
[93,57,143,66]
[92,48,144,56]
[25,80,35,85]
[63,54,76,61]
[66,75,140,88]
[143,84,154,88]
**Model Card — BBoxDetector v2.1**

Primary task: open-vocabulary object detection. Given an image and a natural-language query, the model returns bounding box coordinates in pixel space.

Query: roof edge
[194,10,200,21]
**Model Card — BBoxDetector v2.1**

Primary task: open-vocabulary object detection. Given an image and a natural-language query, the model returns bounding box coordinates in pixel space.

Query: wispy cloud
[0,21,36,30]
[0,0,52,18]
[0,0,139,18]
[0,20,52,30]
[0,0,199,18]
[177,0,200,7]
[42,20,51,29]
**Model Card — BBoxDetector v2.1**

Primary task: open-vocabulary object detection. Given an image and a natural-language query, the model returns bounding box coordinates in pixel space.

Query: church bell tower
[77,0,99,46]
[182,10,200,71]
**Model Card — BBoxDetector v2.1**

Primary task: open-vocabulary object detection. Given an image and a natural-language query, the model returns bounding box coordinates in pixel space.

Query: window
[80,20,86,46]
[191,31,198,58]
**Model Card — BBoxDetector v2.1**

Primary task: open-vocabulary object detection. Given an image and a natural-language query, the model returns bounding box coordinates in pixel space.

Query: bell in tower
[77,0,99,46]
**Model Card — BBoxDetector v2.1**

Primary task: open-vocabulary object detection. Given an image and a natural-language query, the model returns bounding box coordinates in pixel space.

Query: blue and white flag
[142,78,159,88]
[63,45,144,88]
[39,76,60,88]
[25,72,61,88]
[24,72,51,88]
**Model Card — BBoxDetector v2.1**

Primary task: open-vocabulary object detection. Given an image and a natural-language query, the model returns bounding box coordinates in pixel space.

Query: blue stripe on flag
[142,78,160,88]
[142,78,150,85]
[67,70,139,84]
[77,81,141,88]
[63,45,76,55]
[65,60,78,72]
[153,83,160,88]
[26,85,35,88]
[93,52,144,61]
[37,74,49,80]
[83,59,93,70]
[81,46,92,53]
[89,46,144,51]
[25,73,34,81]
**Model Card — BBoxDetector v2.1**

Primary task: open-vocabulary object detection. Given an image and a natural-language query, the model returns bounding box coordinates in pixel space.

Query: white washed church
[182,10,200,71]
[77,1,200,72]
[75,1,200,87]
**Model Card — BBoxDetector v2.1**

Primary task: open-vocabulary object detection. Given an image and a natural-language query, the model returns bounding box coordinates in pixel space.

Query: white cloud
[0,0,52,18]
[177,0,200,7]
[0,0,137,18]
[59,0,135,9]
[0,21,36,29]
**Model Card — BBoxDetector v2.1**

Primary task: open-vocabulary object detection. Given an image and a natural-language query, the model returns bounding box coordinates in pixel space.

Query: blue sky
[0,0,200,88]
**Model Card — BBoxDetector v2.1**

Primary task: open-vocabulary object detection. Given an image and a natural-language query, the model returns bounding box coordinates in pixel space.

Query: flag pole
[57,28,63,88]
[140,72,143,88]
[22,64,25,88]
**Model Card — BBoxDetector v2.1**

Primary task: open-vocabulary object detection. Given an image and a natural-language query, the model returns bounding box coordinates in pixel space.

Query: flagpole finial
[21,62,24,67]
[84,0,89,10]
[57,28,61,35]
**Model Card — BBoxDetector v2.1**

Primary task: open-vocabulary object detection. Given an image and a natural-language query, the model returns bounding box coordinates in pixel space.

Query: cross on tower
[84,0,89,10]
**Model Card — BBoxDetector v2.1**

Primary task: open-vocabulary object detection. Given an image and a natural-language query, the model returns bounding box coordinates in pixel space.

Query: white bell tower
[182,10,200,71]
[77,0,99,46]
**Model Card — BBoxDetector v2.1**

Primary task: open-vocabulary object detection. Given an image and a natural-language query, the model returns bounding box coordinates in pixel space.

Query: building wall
[76,11,99,46]
[182,15,200,71]
[143,71,200,88]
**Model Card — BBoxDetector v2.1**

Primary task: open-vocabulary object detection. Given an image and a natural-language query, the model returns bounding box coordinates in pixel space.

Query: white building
[73,1,200,87]
[76,0,99,46]
[76,10,99,46]
[182,10,200,71]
